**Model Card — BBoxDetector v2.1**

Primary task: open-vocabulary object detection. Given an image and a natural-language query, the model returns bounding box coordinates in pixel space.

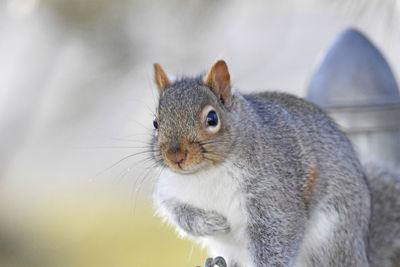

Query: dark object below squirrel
[196,256,227,267]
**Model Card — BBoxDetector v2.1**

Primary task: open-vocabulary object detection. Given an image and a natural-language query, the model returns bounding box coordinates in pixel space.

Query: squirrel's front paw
[202,210,231,235]
[172,204,231,236]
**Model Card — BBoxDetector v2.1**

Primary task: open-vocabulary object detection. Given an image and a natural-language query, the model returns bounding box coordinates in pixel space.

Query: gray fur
[235,92,370,266]
[151,75,400,266]
[365,162,400,267]
[164,199,231,236]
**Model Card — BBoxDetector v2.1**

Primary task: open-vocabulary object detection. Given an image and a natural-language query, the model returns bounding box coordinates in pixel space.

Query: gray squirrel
[150,60,400,266]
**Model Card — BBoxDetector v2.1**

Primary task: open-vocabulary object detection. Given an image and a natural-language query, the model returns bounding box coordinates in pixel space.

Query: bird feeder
[307,28,400,168]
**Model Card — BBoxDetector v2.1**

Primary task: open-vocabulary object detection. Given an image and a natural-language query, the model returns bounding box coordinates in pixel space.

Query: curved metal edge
[325,103,400,133]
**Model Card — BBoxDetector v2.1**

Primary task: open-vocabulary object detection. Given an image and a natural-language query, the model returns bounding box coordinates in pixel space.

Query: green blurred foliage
[0,193,207,267]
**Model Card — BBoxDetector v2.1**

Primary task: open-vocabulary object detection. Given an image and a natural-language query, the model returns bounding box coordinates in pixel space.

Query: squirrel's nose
[165,147,188,165]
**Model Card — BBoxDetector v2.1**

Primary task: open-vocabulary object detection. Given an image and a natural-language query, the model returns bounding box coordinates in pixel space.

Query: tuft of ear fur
[205,60,231,106]
[154,63,170,93]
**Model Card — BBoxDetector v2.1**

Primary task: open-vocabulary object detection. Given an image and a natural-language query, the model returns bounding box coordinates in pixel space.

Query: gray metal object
[196,256,227,267]
[307,28,400,168]
[204,256,227,267]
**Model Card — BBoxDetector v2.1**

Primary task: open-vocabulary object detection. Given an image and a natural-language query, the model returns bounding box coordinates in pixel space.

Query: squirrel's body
[151,61,400,266]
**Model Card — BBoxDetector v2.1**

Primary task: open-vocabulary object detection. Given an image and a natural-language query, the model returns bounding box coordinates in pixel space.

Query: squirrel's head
[151,60,234,174]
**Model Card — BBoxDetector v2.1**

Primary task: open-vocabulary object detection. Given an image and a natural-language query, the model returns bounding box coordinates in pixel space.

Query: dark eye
[206,111,218,127]
[153,117,158,129]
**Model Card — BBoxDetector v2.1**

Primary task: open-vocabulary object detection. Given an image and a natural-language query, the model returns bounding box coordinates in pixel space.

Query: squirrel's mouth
[168,161,208,174]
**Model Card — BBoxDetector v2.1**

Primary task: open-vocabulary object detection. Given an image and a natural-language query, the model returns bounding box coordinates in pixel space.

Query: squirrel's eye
[202,105,221,133]
[206,111,218,127]
[153,117,158,129]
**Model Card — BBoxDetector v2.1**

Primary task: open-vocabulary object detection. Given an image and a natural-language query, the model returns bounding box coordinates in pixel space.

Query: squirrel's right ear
[154,63,170,93]
[205,60,232,107]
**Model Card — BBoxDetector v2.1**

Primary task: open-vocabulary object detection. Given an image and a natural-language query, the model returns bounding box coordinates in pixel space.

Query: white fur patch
[295,207,339,266]
[153,162,254,267]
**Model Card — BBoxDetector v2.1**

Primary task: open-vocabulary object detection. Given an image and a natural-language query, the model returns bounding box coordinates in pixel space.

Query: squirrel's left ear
[154,63,170,93]
[205,60,231,107]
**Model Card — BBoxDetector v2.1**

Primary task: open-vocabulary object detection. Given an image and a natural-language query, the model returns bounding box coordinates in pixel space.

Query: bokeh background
[1,0,399,266]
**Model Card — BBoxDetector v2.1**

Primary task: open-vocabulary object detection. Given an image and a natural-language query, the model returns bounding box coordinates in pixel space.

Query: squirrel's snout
[165,147,188,166]
[161,142,204,171]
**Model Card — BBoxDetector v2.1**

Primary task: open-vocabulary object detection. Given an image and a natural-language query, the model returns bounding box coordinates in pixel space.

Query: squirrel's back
[242,91,363,175]
[243,91,342,139]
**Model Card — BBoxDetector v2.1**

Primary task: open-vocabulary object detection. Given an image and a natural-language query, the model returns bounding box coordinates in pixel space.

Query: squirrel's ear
[154,63,170,93]
[205,60,231,106]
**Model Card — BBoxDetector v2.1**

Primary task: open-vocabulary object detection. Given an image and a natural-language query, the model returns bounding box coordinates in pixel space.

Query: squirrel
[150,60,400,266]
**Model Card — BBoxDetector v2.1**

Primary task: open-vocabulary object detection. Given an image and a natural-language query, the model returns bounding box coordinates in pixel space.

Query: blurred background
[0,0,399,266]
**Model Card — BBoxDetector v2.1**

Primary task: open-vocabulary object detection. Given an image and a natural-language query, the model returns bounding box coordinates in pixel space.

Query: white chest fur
[153,163,253,267]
